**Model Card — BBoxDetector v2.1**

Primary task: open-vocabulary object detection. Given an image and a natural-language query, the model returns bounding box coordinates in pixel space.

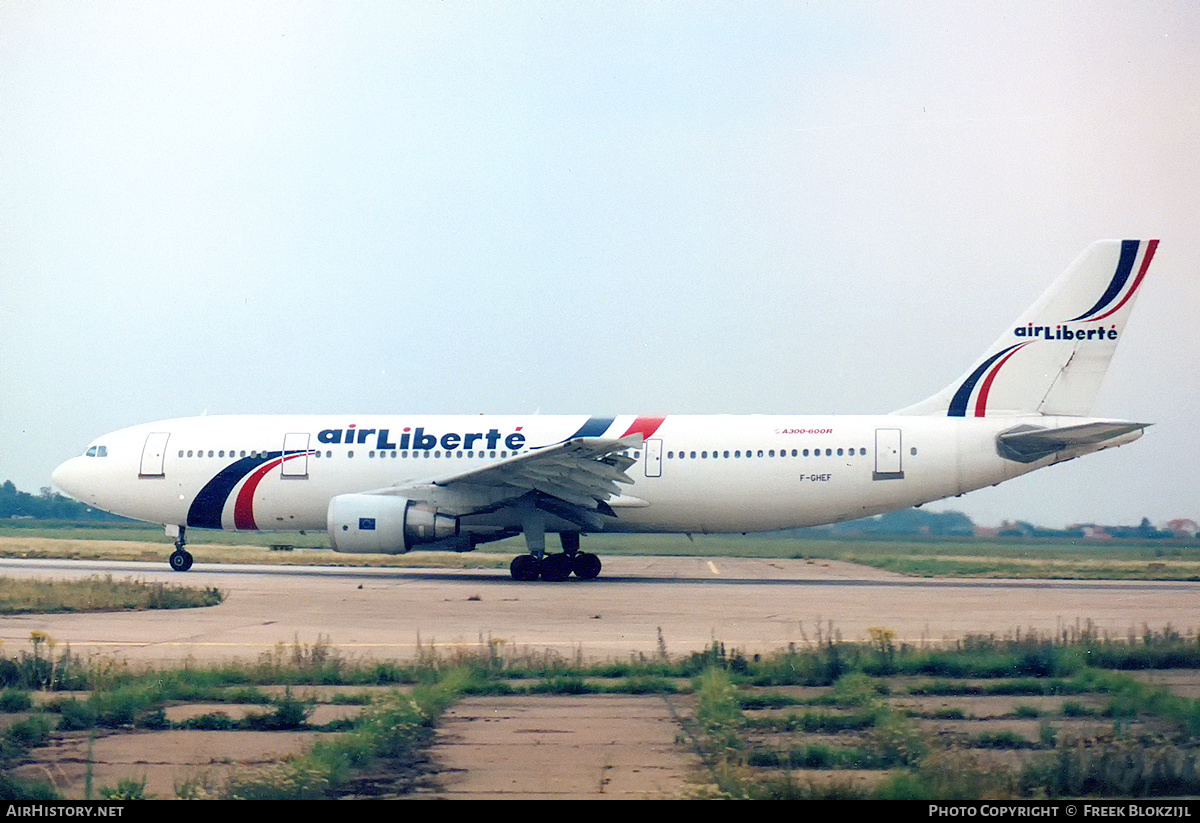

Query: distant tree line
[996,517,1176,540]
[774,508,976,538]
[820,508,977,537]
[800,509,1180,539]
[0,480,128,522]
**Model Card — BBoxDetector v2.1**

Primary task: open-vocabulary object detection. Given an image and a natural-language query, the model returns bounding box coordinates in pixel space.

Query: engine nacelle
[327,494,458,554]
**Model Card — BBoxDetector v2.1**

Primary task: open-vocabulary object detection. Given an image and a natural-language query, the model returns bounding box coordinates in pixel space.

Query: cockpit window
[85,445,108,457]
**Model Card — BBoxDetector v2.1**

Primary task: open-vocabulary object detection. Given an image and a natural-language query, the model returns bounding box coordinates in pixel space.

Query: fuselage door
[873,428,905,480]
[644,438,663,478]
[282,432,310,478]
[139,432,170,478]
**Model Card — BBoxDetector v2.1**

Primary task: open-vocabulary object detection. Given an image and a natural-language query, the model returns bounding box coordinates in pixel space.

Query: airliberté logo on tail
[1013,323,1118,341]
[1009,236,1158,343]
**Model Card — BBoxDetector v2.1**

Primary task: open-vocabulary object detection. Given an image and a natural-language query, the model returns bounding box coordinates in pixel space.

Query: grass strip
[0,575,222,614]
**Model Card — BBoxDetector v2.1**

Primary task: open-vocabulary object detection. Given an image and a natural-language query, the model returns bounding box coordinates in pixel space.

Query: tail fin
[896,239,1158,417]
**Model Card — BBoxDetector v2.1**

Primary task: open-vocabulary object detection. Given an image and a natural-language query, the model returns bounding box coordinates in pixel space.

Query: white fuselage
[48,240,1158,574]
[51,413,1137,542]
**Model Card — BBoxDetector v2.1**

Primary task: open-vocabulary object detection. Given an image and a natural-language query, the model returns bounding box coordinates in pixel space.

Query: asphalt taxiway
[1,555,1196,663]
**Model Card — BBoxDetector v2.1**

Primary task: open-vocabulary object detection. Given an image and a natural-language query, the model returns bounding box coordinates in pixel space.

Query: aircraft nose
[51,457,85,500]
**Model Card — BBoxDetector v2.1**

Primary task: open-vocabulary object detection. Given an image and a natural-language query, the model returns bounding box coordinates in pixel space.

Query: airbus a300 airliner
[53,239,1158,580]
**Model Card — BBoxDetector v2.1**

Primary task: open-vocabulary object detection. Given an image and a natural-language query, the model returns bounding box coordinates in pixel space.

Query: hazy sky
[2,1,1197,529]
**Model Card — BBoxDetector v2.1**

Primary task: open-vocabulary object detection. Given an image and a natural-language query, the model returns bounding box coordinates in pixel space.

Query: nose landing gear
[167,525,193,572]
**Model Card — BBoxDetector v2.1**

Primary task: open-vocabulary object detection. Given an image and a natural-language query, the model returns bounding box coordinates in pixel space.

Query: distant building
[1167,519,1199,538]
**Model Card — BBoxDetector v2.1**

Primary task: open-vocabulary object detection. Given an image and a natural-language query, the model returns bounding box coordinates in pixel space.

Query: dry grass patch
[0,575,222,614]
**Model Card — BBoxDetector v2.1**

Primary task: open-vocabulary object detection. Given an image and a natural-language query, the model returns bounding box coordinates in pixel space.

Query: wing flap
[370,434,644,519]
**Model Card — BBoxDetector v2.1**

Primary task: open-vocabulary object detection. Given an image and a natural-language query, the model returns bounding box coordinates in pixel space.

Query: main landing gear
[168,525,193,572]
[509,551,602,582]
[509,530,602,582]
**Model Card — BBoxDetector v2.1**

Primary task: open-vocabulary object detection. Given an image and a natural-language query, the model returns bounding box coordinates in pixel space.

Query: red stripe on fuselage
[621,416,666,439]
[233,460,280,530]
[233,453,308,530]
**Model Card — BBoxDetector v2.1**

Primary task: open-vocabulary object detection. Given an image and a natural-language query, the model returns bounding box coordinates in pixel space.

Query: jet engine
[327,494,458,554]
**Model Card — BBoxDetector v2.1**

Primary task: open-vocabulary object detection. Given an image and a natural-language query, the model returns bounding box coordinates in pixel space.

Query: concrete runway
[1,556,1197,664]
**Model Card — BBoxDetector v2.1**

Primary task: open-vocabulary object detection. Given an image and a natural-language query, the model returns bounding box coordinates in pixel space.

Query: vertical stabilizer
[895,239,1157,417]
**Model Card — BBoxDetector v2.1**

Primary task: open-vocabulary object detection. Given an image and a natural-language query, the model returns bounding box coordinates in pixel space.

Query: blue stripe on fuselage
[186,453,277,529]
[567,416,615,439]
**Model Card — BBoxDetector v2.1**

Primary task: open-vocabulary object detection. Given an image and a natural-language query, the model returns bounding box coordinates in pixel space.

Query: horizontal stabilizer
[996,421,1147,463]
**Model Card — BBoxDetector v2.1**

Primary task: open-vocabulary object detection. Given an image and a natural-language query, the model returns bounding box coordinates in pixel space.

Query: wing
[369,435,646,530]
